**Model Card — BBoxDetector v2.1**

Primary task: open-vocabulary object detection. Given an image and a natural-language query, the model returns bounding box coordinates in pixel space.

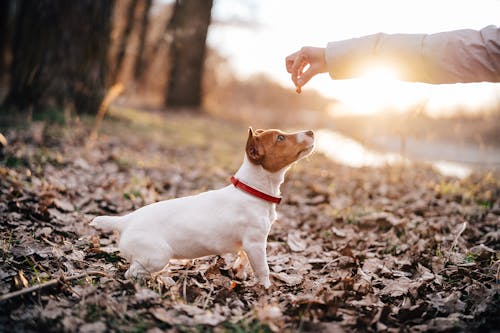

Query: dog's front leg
[244,241,271,288]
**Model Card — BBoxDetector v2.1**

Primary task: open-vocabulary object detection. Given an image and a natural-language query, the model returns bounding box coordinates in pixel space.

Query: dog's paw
[260,277,271,289]
[125,261,149,279]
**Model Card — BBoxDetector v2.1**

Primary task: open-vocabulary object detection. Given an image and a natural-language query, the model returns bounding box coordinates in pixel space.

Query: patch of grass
[85,304,104,322]
[344,206,370,225]
[322,230,333,238]
[435,244,443,258]
[0,231,14,259]
[124,190,141,201]
[33,108,66,124]
[382,244,399,256]
[3,156,27,169]
[23,256,42,285]
[396,229,406,239]
[104,106,245,171]
[464,252,476,264]
[477,200,492,209]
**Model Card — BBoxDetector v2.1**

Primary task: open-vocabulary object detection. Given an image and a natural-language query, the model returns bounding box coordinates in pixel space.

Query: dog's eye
[277,135,285,142]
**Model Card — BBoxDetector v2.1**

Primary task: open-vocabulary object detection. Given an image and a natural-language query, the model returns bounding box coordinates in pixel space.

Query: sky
[208,0,500,114]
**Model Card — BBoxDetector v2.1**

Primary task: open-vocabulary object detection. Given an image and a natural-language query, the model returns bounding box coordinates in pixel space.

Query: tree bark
[111,0,138,84]
[133,0,153,81]
[2,0,114,114]
[0,0,11,82]
[166,0,213,109]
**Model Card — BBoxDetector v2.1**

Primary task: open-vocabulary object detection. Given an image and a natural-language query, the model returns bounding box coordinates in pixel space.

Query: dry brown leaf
[287,231,307,252]
[380,277,413,298]
[272,272,304,286]
[54,198,75,212]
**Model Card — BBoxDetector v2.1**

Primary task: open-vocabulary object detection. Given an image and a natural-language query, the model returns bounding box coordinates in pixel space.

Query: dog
[91,127,314,288]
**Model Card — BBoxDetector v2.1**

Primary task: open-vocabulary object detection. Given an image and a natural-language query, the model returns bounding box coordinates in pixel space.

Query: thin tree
[133,0,153,82]
[111,0,139,84]
[166,0,213,109]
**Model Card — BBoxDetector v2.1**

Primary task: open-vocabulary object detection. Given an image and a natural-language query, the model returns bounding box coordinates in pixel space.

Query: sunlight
[327,65,500,118]
[362,66,400,82]
[327,65,425,116]
[424,83,500,117]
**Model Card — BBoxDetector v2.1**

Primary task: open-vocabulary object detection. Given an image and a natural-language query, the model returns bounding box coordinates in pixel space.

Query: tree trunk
[111,0,138,84]
[133,0,153,81]
[166,0,213,109]
[2,0,114,114]
[0,0,11,82]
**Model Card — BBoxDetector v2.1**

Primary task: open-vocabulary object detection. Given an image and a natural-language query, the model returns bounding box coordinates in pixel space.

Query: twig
[202,286,214,310]
[0,271,107,303]
[495,259,500,284]
[182,274,188,303]
[448,222,467,256]
[319,257,341,273]
[85,83,124,150]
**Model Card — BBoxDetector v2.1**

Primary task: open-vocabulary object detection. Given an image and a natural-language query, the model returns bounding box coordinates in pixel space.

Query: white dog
[91,127,314,288]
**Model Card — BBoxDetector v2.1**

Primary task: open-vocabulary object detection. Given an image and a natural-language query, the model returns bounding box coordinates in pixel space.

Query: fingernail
[298,78,303,85]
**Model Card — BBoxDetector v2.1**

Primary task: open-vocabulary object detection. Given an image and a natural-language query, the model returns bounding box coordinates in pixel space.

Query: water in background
[314,129,486,179]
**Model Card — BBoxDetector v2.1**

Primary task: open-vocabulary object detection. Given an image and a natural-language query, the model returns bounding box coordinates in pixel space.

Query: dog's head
[245,127,314,172]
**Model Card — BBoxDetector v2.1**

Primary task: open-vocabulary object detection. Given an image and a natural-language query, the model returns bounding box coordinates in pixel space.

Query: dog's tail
[90,215,129,233]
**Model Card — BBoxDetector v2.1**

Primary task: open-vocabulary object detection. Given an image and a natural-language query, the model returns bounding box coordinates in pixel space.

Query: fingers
[290,51,307,88]
[285,51,299,73]
[286,47,327,92]
[297,64,317,87]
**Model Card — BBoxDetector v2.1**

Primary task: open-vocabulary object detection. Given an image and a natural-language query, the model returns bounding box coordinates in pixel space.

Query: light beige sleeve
[325,25,500,84]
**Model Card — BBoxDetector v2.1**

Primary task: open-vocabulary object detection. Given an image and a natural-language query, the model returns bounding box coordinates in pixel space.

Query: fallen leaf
[429,291,466,314]
[54,198,75,212]
[287,231,306,252]
[135,287,159,302]
[380,277,413,298]
[272,272,303,286]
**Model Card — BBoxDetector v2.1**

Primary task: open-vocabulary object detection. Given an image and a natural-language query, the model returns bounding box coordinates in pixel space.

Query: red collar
[230,176,282,204]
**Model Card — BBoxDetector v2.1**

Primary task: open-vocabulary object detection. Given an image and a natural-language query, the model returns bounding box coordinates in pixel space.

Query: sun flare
[327,65,421,116]
[361,66,400,82]
[327,63,500,118]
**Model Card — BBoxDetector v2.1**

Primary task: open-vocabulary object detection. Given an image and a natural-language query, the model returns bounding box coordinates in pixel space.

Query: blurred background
[0,0,499,177]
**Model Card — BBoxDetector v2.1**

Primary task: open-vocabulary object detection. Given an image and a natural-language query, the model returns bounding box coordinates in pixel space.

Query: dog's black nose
[305,130,314,138]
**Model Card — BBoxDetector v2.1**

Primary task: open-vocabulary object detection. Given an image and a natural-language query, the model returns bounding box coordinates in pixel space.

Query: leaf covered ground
[1,108,499,333]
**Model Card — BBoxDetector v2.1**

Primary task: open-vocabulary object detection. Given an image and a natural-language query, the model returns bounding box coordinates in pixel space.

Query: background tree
[166,0,213,109]
[133,0,153,82]
[2,0,114,114]
[110,0,139,84]
[0,0,12,95]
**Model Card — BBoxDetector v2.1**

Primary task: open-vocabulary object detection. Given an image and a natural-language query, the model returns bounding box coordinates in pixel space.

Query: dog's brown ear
[246,127,264,164]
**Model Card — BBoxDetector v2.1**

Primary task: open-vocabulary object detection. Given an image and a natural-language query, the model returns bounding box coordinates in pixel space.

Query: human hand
[285,47,327,92]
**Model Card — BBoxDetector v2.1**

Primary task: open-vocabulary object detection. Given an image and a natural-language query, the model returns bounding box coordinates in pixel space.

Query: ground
[0,107,499,333]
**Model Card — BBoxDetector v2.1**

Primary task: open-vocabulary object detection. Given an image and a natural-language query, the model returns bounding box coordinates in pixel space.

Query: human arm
[326,25,500,84]
[286,25,500,88]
